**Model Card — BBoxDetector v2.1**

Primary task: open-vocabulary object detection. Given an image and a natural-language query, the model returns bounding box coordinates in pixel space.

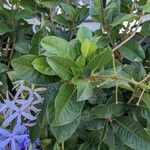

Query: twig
[112,19,141,52]
[61,142,64,150]
[5,37,10,57]
[140,72,150,83]
[136,88,146,106]
[138,37,147,44]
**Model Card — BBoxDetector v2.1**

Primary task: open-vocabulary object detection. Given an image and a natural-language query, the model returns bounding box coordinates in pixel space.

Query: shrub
[0,0,150,149]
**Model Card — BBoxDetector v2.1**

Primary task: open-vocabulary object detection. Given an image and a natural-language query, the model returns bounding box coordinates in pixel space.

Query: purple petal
[2,112,18,127]
[0,138,10,147]
[16,114,22,126]
[0,104,6,113]
[20,99,33,111]
[0,128,10,137]
[21,112,36,120]
[14,85,25,100]
[4,100,18,111]
[13,125,27,135]
[14,135,29,140]
[15,100,26,105]
[11,139,16,150]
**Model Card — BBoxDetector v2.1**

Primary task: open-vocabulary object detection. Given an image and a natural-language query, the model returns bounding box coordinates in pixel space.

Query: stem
[115,82,119,104]
[5,37,10,57]
[136,88,146,106]
[90,75,150,90]
[112,19,141,52]
[138,37,147,44]
[112,53,119,103]
[127,94,134,104]
[100,0,105,26]
[61,142,64,150]
[112,53,116,73]
[140,72,150,83]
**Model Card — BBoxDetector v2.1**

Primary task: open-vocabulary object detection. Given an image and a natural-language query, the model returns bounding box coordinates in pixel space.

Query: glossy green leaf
[0,23,12,35]
[52,84,84,126]
[32,57,56,76]
[46,83,60,126]
[15,41,31,54]
[142,2,150,13]
[91,103,126,119]
[11,55,55,85]
[46,56,77,80]
[119,40,145,62]
[114,117,150,150]
[41,36,76,59]
[81,39,97,58]
[60,3,75,18]
[80,118,105,130]
[51,115,81,143]
[141,21,150,37]
[88,47,112,72]
[111,13,138,27]
[77,26,93,43]
[0,63,8,73]
[30,28,47,55]
[76,79,93,101]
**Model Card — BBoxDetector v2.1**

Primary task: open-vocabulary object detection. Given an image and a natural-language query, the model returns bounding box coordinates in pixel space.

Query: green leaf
[32,57,56,76]
[88,47,112,72]
[76,79,93,101]
[46,56,77,80]
[15,41,31,54]
[111,13,138,27]
[11,55,56,85]
[0,23,12,35]
[80,118,105,130]
[52,84,84,126]
[114,117,150,150]
[0,63,8,73]
[38,0,60,8]
[46,83,80,143]
[119,40,145,62]
[15,9,35,20]
[77,26,93,43]
[60,3,75,18]
[91,103,126,119]
[142,2,150,13]
[71,56,85,77]
[46,83,60,126]
[41,36,76,59]
[129,104,150,122]
[141,21,150,37]
[30,28,47,55]
[51,115,81,143]
[9,0,19,4]
[81,39,97,58]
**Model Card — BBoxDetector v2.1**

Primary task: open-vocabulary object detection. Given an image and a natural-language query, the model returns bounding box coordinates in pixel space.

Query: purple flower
[2,90,37,127]
[32,138,41,150]
[0,81,44,127]
[0,125,30,150]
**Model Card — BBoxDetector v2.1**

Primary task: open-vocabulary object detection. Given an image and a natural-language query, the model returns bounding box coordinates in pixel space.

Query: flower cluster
[0,80,45,150]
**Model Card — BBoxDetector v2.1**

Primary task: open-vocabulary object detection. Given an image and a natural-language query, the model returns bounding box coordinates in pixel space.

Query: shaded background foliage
[0,0,150,149]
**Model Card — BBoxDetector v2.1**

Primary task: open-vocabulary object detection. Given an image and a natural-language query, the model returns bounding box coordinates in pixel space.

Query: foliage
[0,0,150,149]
